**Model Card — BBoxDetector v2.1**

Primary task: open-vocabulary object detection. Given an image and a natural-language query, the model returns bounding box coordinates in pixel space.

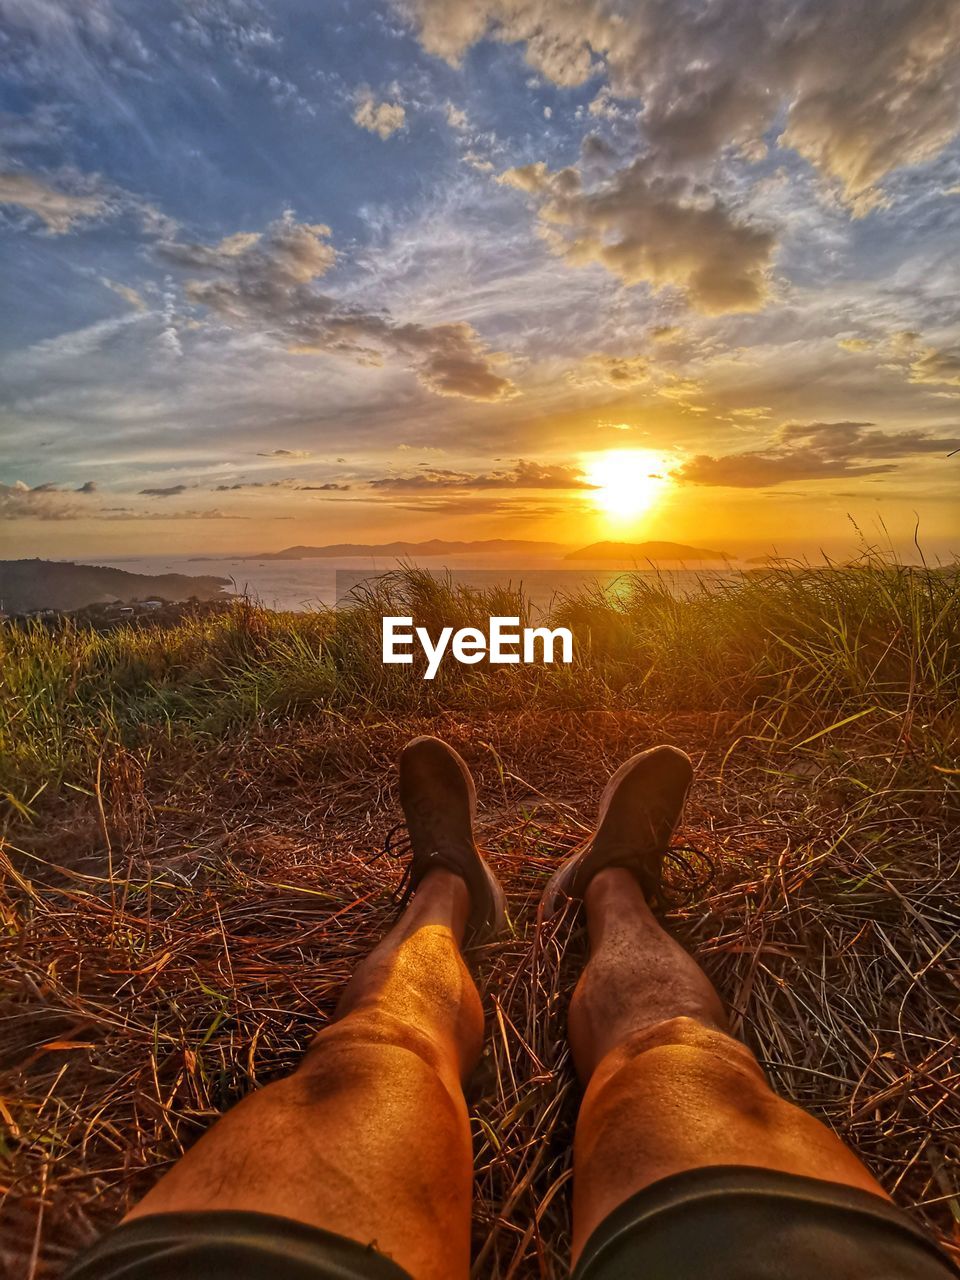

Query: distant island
[245,539,571,560]
[0,560,232,616]
[566,540,730,562]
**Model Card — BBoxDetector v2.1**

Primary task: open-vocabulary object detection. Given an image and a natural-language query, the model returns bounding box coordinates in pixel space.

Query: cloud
[676,451,887,487]
[398,0,960,207]
[100,508,245,521]
[171,3,316,115]
[729,406,772,420]
[568,353,649,387]
[0,0,153,101]
[399,0,606,84]
[444,101,468,130]
[0,171,106,232]
[158,213,516,401]
[500,158,775,313]
[380,495,571,516]
[657,375,704,403]
[139,483,188,497]
[587,87,629,122]
[101,277,146,310]
[352,92,406,139]
[462,150,495,172]
[0,103,69,150]
[674,421,960,487]
[0,480,83,520]
[367,458,593,490]
[835,331,960,393]
[411,326,516,399]
[0,477,96,518]
[256,448,312,458]
[0,166,172,238]
[580,133,618,165]
[158,218,336,285]
[908,345,960,387]
[777,7,960,211]
[779,420,960,458]
[211,478,349,491]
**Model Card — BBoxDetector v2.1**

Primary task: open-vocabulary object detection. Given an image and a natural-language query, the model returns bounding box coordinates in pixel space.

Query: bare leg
[126,870,482,1280]
[569,868,888,1264]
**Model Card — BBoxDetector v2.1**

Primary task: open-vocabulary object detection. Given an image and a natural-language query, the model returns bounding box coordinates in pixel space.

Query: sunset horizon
[2,1,958,565]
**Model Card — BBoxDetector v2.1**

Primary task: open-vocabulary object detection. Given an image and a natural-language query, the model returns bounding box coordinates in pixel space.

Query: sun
[585,449,670,521]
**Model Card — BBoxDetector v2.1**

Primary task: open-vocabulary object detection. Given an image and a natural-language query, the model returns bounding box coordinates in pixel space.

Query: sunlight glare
[585,450,670,521]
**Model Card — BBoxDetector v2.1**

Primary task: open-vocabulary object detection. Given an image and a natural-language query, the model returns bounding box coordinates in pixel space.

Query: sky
[1,0,958,561]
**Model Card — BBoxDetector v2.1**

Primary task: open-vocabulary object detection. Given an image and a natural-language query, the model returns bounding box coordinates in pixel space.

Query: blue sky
[1,0,958,558]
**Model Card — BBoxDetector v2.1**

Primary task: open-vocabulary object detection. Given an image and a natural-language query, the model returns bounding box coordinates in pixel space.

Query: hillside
[0,559,232,615]
[251,539,570,559]
[566,540,729,562]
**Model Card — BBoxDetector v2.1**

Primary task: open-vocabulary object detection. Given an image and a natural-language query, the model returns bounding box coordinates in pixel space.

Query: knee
[220,1012,472,1175]
[296,1008,474,1116]
[576,1018,785,1170]
[589,1016,768,1107]
[624,1015,760,1065]
[303,1008,447,1078]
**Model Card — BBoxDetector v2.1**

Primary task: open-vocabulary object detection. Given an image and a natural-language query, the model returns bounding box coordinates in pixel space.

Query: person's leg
[116,736,505,1280]
[568,866,888,1264]
[126,868,481,1280]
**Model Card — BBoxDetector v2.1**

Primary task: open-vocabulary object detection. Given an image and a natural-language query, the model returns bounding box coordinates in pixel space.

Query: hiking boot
[399,735,506,941]
[541,745,693,914]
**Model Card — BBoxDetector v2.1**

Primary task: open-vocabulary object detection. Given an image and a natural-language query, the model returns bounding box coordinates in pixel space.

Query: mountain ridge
[565,540,730,562]
[248,539,571,559]
[0,560,232,615]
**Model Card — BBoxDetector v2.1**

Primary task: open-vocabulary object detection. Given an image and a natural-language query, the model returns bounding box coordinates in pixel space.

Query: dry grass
[1,563,958,1275]
[2,707,958,1277]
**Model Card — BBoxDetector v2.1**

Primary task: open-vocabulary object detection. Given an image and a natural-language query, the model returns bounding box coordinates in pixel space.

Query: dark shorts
[65,1166,958,1280]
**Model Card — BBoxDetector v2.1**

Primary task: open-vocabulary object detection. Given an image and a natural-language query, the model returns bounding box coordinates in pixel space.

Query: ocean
[87,555,746,615]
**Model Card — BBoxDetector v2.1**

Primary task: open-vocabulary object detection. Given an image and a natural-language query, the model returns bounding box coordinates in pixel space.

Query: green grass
[2,560,957,811]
